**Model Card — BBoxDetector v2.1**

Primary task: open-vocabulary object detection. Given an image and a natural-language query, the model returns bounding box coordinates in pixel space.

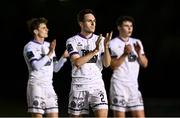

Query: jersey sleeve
[53,56,67,72]
[24,44,51,71]
[136,39,145,54]
[109,41,118,58]
[66,38,79,57]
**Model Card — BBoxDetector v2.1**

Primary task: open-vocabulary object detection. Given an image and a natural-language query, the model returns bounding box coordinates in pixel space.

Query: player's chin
[90,29,95,33]
[127,33,132,37]
[44,34,48,38]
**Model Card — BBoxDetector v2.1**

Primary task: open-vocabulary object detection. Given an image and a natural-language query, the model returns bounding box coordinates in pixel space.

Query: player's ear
[33,29,38,35]
[117,26,121,31]
[79,22,83,28]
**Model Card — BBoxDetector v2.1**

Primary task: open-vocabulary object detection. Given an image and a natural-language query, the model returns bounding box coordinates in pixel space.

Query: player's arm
[66,35,101,68]
[47,39,56,58]
[110,53,127,70]
[72,34,103,68]
[30,55,51,71]
[102,31,113,67]
[29,39,56,71]
[25,48,51,71]
[134,41,148,68]
[110,44,131,70]
[53,50,68,72]
[70,49,98,68]
[137,54,148,68]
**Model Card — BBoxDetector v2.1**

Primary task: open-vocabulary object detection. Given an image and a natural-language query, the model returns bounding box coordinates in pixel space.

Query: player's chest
[35,45,49,57]
[76,40,96,51]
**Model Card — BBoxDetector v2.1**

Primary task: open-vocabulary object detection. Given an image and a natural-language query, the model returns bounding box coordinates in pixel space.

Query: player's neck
[80,31,93,39]
[119,35,129,42]
[34,36,44,44]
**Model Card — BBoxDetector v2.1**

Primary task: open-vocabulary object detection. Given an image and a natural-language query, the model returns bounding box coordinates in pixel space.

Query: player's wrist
[123,52,128,56]
[93,49,98,54]
[105,46,109,49]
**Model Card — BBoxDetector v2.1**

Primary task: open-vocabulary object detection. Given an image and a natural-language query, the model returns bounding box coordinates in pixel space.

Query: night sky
[1,0,180,116]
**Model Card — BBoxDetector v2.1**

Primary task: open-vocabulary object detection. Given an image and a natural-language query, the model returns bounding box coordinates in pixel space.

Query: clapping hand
[94,34,103,52]
[134,41,141,54]
[104,31,113,48]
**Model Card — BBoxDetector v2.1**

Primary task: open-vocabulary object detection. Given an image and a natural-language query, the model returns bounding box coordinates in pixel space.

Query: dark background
[1,0,180,117]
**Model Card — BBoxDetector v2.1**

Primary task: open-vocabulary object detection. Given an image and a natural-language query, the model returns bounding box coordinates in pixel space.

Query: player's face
[81,13,96,33]
[36,23,49,39]
[119,21,133,37]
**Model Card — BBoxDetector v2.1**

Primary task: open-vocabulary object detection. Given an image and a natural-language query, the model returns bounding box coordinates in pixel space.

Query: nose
[91,21,96,26]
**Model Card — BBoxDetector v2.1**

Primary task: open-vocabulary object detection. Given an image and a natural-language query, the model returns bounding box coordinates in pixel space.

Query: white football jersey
[109,37,145,86]
[23,40,65,86]
[66,34,105,84]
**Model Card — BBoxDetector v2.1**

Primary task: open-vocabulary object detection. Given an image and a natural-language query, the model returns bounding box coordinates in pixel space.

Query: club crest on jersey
[113,98,118,104]
[77,42,83,50]
[77,42,82,46]
[70,101,76,108]
[33,100,39,106]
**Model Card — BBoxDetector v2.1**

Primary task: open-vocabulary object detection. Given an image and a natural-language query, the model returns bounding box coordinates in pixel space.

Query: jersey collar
[77,33,93,39]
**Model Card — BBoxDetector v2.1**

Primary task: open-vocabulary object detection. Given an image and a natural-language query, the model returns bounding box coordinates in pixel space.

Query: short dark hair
[77,9,95,23]
[116,16,134,27]
[27,17,48,35]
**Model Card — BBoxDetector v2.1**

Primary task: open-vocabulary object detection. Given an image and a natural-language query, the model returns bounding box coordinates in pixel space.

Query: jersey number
[100,93,105,102]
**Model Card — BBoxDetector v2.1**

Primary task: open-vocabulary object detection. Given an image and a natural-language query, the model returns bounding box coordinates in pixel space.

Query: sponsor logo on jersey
[70,101,76,108]
[128,52,137,62]
[82,49,97,63]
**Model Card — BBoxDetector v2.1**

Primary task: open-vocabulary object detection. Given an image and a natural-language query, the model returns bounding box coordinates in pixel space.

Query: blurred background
[1,0,180,117]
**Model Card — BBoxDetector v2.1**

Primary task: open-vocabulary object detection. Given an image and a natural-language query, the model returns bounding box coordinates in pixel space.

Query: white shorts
[27,83,58,114]
[68,84,108,115]
[110,79,144,112]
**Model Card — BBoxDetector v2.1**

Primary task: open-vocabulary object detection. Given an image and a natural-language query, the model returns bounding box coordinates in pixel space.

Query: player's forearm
[73,50,98,68]
[47,49,54,58]
[31,55,50,70]
[53,56,67,72]
[103,48,111,67]
[138,54,148,68]
[110,53,127,69]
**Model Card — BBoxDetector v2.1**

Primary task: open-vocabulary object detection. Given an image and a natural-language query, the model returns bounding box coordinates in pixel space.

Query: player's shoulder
[109,37,119,48]
[110,37,119,43]
[24,40,34,49]
[130,37,140,41]
[66,34,79,42]
[23,41,37,53]
[92,33,98,37]
[92,33,104,39]
[43,41,50,46]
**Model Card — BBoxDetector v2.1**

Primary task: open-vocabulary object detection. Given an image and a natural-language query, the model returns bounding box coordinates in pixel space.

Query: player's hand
[48,39,56,57]
[63,50,69,58]
[94,34,102,52]
[49,39,56,52]
[134,41,141,54]
[104,31,113,48]
[124,44,132,55]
